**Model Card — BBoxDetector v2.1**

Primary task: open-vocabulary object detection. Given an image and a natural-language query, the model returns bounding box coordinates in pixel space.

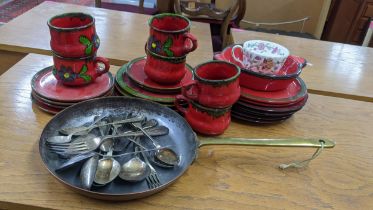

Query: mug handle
[175,95,189,115]
[94,57,110,76]
[231,45,244,67]
[183,33,198,54]
[181,80,199,100]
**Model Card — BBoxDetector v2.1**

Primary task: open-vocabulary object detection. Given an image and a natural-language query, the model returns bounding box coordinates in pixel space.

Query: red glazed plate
[231,107,293,120]
[31,94,62,114]
[31,66,114,102]
[240,77,307,105]
[214,44,307,91]
[127,57,193,93]
[231,111,291,124]
[234,94,308,114]
[32,87,114,107]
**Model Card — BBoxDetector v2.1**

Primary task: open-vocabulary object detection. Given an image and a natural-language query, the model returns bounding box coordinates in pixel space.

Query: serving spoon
[119,138,150,182]
[94,129,120,186]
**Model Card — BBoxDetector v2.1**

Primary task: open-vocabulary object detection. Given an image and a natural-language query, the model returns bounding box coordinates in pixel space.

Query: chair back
[174,0,245,49]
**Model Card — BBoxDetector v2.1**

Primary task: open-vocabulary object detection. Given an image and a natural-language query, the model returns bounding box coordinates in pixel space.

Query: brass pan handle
[198,138,335,148]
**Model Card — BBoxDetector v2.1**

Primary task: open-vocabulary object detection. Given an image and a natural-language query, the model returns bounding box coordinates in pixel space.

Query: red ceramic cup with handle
[48,12,100,58]
[182,60,241,108]
[175,95,231,136]
[144,48,187,84]
[52,54,110,86]
[147,13,198,57]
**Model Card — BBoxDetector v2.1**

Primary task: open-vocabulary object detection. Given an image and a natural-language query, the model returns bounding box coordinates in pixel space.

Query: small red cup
[175,95,231,136]
[144,48,187,85]
[48,13,100,58]
[182,60,241,108]
[52,54,110,86]
[147,13,197,57]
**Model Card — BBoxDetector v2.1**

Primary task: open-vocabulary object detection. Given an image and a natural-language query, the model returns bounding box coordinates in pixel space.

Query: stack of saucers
[31,66,114,114]
[114,57,193,109]
[214,44,308,124]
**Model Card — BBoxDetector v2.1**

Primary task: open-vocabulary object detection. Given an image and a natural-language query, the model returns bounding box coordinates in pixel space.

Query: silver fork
[136,137,161,189]
[47,127,169,155]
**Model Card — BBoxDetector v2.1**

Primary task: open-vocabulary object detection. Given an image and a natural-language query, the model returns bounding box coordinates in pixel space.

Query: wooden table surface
[0,1,213,67]
[0,54,372,210]
[232,29,373,102]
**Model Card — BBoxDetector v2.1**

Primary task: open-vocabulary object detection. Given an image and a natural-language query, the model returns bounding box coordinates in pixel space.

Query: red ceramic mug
[147,13,198,57]
[182,60,241,108]
[175,95,231,136]
[52,54,110,86]
[48,13,100,58]
[144,48,187,85]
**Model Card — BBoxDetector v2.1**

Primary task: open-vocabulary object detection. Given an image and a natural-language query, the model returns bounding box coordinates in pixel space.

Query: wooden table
[0,53,372,209]
[232,29,373,102]
[0,1,213,70]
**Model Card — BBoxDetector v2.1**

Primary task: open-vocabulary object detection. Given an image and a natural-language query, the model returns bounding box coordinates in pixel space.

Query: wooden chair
[95,0,158,15]
[174,0,246,52]
[362,18,373,47]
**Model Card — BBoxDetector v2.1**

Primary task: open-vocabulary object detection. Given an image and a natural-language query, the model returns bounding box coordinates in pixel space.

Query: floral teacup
[232,40,289,74]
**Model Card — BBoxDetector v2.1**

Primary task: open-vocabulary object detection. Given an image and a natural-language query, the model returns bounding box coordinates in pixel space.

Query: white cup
[232,40,289,74]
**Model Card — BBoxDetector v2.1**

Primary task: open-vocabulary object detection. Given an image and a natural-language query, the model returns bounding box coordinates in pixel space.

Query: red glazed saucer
[126,57,193,93]
[214,44,307,91]
[240,77,307,105]
[31,66,114,102]
[115,64,177,104]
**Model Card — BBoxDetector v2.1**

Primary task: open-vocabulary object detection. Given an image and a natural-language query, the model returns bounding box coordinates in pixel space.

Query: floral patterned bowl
[232,40,289,74]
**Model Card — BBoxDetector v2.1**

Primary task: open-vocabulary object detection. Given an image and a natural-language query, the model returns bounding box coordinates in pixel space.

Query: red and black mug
[175,95,232,136]
[48,12,100,58]
[182,60,241,108]
[146,13,198,57]
[52,53,109,86]
[144,48,187,85]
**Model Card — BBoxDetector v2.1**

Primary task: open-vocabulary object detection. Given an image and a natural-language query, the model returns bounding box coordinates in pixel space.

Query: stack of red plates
[214,44,308,124]
[232,78,308,124]
[114,57,193,109]
[31,66,114,114]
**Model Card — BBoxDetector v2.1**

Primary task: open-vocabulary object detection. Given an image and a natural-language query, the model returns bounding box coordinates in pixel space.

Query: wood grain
[0,54,372,209]
[232,29,373,102]
[0,1,213,67]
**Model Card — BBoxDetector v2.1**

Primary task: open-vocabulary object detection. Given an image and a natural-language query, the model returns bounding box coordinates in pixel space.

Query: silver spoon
[80,154,99,190]
[94,128,120,186]
[132,122,179,167]
[119,139,150,182]
[94,139,120,185]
